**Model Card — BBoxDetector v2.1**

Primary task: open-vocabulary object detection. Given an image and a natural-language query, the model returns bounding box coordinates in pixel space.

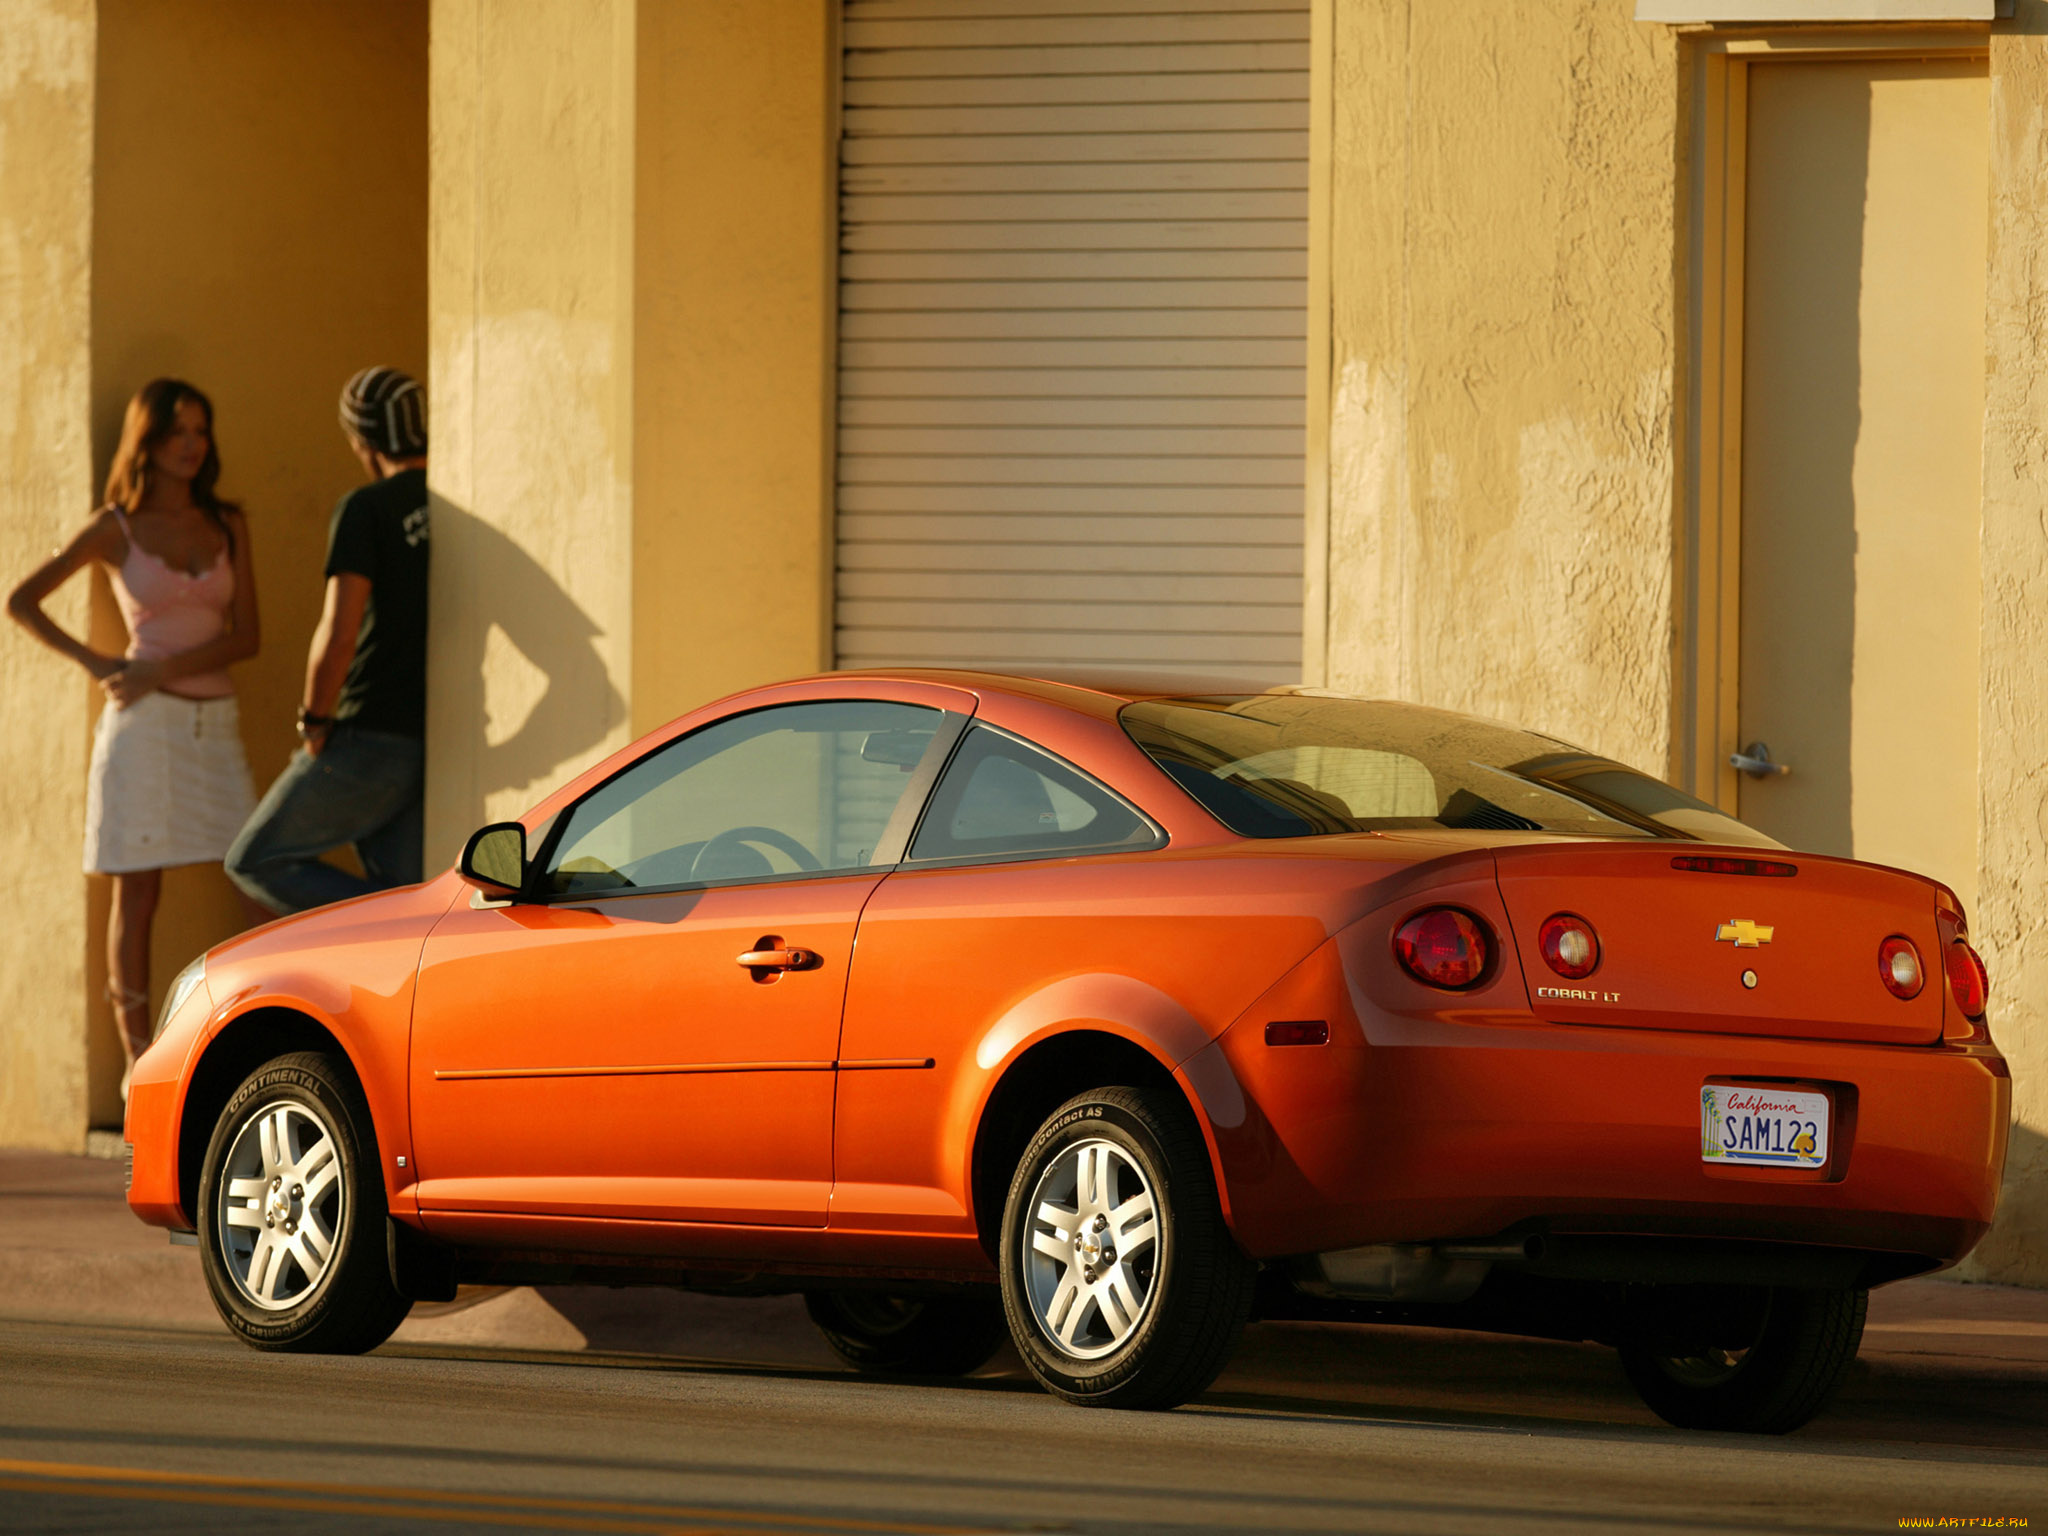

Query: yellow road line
[0,1476,723,1534]
[0,1458,987,1536]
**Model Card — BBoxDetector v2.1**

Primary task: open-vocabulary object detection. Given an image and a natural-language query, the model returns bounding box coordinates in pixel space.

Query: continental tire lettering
[1050,1106,1105,1134]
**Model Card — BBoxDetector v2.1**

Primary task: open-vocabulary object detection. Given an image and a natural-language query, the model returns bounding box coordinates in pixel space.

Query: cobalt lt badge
[1715,919,1775,949]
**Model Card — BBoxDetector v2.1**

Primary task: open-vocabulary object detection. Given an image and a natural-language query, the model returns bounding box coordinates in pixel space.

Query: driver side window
[541,700,948,895]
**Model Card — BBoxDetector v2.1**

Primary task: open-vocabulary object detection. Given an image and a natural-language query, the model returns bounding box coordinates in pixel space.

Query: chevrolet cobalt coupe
[127,672,2009,1431]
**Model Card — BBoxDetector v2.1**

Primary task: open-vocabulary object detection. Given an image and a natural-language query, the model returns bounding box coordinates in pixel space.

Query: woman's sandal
[106,981,150,1102]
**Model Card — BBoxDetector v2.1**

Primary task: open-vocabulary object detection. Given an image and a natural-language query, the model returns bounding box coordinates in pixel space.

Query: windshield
[1120,693,1782,847]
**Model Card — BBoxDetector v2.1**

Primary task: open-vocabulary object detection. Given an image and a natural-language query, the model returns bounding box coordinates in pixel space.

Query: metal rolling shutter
[835,0,1309,682]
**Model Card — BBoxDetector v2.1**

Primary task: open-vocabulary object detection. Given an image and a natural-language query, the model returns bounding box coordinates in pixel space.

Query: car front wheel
[1618,1283,1867,1433]
[999,1086,1253,1410]
[197,1050,412,1353]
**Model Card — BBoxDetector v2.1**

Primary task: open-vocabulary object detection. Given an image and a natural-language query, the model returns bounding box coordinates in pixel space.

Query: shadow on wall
[428,496,625,857]
[1964,1121,2048,1288]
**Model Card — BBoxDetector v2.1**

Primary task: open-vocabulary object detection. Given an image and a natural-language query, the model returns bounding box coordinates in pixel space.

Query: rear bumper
[1205,1002,2009,1269]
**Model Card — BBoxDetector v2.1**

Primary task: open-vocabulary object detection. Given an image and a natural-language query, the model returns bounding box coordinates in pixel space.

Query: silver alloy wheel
[216,1098,344,1311]
[1022,1138,1162,1360]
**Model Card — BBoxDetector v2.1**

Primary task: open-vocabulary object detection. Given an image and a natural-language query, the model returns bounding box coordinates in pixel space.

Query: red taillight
[1945,939,1988,1018]
[1538,912,1600,979]
[1393,907,1493,990]
[1877,936,1923,1000]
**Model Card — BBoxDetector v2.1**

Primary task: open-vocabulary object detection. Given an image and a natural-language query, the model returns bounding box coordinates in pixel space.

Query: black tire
[196,1051,413,1354]
[1618,1284,1867,1433]
[998,1086,1254,1410]
[803,1291,1008,1375]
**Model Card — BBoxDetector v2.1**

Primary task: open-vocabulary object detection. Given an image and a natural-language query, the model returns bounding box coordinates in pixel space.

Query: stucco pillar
[0,0,95,1150]
[631,0,837,738]
[1965,13,2048,1285]
[427,0,639,859]
[426,0,838,861]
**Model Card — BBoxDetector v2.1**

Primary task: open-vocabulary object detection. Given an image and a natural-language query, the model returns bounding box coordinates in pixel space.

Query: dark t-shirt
[326,467,429,737]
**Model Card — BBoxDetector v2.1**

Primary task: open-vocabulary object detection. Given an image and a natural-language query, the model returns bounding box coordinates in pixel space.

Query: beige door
[1736,57,1986,909]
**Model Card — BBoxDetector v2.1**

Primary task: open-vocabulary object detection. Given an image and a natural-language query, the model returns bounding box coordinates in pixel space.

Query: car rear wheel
[999,1086,1254,1410]
[197,1051,412,1354]
[803,1291,1008,1375]
[1618,1284,1867,1433]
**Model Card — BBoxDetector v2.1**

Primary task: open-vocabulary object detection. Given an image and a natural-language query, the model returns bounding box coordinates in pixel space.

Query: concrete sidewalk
[6,1148,2045,1439]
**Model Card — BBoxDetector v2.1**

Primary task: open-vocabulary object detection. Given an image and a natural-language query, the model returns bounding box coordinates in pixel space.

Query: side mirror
[459,822,527,897]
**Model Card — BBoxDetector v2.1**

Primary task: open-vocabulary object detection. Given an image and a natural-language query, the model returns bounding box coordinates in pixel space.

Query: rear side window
[1122,693,1782,847]
[909,726,1160,864]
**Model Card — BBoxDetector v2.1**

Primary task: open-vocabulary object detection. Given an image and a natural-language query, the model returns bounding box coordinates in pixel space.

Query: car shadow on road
[1197,1320,2048,1457]
[384,1304,2048,1461]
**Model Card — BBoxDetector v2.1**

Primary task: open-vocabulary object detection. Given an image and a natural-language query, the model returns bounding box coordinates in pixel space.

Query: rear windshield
[1120,693,1782,846]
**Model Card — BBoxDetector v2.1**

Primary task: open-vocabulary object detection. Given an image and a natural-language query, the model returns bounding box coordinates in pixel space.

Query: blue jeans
[227,727,424,914]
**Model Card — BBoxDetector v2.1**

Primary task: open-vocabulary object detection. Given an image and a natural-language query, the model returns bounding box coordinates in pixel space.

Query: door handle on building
[1729,741,1791,779]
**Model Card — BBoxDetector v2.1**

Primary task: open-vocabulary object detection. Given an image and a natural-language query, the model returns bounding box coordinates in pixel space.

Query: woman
[6,379,261,1097]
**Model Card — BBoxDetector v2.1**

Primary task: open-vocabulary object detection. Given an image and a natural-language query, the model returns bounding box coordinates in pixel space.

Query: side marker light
[1264,1020,1330,1047]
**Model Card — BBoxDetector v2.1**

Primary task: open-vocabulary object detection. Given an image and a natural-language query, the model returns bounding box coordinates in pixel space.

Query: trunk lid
[1490,842,1946,1045]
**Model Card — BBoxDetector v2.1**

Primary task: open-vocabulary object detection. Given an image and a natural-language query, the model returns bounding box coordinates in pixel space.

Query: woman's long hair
[102,380,239,540]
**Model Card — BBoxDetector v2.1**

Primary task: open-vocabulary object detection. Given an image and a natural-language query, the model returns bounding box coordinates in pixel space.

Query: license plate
[1701,1084,1830,1168]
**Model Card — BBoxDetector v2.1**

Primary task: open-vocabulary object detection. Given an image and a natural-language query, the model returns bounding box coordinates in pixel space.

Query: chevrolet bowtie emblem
[1716,919,1775,949]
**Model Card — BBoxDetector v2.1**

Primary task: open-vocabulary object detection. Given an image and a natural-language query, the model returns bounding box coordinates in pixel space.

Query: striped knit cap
[339,367,427,457]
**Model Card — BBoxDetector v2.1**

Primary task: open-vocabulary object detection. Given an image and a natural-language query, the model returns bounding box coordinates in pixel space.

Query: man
[227,367,429,913]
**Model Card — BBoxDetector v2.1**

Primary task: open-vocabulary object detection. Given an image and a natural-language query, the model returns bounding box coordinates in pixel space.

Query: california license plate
[1701,1084,1830,1168]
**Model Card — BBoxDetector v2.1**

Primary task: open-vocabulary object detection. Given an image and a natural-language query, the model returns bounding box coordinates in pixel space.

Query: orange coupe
[126,672,2009,1431]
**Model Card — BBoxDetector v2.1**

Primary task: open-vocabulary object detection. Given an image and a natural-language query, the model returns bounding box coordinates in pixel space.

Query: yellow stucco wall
[1963,15,2048,1285]
[0,1,425,1145]
[0,0,95,1149]
[78,0,427,1130]
[1312,2,1682,780]
[1313,3,2038,1282]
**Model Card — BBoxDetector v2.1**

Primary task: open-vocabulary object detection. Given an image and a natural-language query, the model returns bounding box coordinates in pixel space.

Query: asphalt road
[2,1314,2044,1536]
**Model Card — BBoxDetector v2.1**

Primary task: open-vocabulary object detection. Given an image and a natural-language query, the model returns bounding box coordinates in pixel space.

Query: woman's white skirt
[83,692,256,875]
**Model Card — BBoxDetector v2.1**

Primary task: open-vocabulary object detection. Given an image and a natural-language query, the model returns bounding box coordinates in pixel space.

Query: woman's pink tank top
[110,509,236,700]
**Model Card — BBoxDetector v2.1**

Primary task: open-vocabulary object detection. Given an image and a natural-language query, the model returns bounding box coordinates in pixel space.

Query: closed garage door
[835,0,1310,682]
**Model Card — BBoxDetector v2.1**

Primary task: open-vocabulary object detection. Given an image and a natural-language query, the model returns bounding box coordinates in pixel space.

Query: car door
[410,698,961,1237]
[831,724,1190,1249]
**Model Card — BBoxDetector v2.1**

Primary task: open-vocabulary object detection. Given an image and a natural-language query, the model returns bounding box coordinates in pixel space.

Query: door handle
[737,945,819,973]
[1729,741,1791,779]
